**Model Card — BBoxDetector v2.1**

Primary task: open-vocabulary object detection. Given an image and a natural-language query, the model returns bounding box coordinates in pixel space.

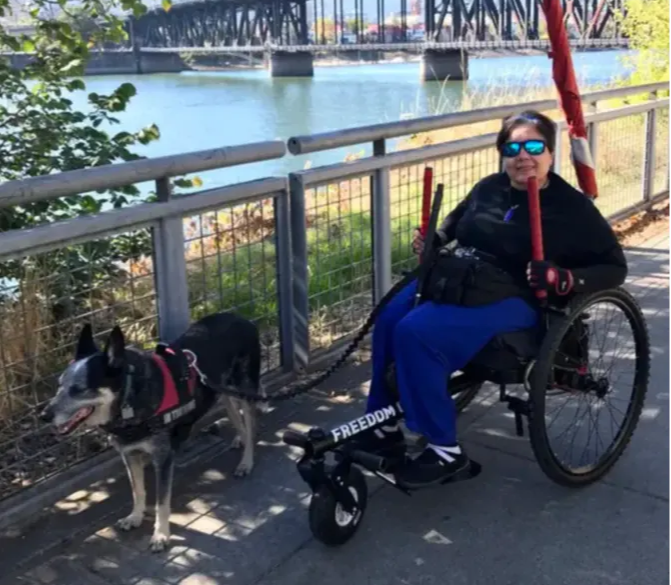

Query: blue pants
[366,279,538,446]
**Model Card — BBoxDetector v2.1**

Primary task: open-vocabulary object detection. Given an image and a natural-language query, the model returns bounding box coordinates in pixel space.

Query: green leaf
[22,39,36,52]
[173,178,192,188]
[162,0,172,11]
[66,79,86,91]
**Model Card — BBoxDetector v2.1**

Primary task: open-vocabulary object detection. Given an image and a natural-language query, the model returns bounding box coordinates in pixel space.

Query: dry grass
[0,259,157,417]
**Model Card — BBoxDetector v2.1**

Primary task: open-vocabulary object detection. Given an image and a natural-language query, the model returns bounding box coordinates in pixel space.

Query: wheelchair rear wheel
[527,287,650,487]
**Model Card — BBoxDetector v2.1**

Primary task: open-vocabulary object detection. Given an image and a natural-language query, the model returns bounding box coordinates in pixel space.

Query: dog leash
[194,267,420,404]
[106,184,443,416]
[96,272,418,441]
[190,183,447,405]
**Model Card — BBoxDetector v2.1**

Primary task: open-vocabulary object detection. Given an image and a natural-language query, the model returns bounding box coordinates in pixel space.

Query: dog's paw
[116,513,144,531]
[234,460,253,477]
[149,532,170,553]
[230,435,244,449]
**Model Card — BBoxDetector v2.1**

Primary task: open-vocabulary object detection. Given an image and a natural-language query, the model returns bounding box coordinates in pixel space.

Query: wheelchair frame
[282,285,650,547]
[282,175,649,547]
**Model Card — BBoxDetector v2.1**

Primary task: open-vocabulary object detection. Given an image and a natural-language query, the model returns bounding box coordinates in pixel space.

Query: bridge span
[142,37,629,79]
[131,0,625,49]
[123,0,628,78]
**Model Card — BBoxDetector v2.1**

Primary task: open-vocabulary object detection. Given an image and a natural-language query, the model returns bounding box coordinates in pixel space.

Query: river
[75,49,634,190]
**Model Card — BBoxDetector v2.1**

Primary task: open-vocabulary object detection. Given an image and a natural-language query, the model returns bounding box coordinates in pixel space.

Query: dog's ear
[104,325,126,369]
[75,324,98,360]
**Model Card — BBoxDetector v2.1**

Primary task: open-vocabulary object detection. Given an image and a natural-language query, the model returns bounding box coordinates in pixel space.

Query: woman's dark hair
[496,110,556,154]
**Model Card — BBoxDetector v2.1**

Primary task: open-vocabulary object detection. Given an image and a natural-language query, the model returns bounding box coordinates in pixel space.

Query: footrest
[394,459,483,491]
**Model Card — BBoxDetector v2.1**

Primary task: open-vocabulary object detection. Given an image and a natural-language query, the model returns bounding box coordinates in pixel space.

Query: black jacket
[435,171,627,296]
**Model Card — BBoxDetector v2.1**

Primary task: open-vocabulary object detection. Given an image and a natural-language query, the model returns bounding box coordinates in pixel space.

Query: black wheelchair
[283,285,650,546]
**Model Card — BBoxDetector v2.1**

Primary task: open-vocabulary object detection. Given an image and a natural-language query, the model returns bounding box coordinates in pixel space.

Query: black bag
[421,251,530,307]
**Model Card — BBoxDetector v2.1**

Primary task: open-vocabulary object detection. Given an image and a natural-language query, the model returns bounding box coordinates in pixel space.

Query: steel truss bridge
[128,0,626,49]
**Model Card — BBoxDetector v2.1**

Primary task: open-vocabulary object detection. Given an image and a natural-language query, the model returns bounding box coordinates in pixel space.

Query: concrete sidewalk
[4,228,669,585]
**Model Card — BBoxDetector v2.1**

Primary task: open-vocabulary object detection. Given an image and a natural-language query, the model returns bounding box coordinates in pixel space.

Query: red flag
[541,0,599,198]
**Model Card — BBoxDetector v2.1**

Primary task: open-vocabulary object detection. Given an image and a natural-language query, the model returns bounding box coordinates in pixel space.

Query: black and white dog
[41,312,264,551]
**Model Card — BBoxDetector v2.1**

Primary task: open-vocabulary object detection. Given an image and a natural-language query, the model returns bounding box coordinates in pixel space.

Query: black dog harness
[104,344,206,439]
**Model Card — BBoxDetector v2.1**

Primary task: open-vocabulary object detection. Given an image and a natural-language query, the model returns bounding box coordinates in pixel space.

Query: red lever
[527,176,547,301]
[418,166,434,265]
[420,166,433,238]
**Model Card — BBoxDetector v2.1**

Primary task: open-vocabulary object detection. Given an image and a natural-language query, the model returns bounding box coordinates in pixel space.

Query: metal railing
[0,81,667,514]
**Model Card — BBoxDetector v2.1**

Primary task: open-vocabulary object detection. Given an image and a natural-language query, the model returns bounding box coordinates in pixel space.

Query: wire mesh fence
[594,113,647,217]
[183,198,281,374]
[389,146,501,278]
[556,111,666,216]
[302,176,374,353]
[0,227,158,501]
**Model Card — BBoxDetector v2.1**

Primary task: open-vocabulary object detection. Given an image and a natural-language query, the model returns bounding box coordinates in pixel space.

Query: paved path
[4,229,669,585]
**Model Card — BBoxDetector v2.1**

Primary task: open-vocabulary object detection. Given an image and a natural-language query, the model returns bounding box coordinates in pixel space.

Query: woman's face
[502,123,553,190]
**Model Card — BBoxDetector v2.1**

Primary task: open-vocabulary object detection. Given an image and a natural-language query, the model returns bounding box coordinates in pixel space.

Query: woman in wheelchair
[357,110,628,489]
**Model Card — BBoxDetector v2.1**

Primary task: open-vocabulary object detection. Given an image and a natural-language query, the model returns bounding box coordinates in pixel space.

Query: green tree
[0,0,181,305]
[617,0,669,85]
[0,0,160,227]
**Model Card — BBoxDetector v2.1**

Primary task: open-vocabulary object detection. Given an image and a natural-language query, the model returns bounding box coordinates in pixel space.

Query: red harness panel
[152,354,179,415]
[152,350,197,416]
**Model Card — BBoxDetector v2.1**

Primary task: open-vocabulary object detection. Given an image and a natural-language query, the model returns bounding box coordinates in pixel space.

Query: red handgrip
[527,176,547,300]
[420,166,433,237]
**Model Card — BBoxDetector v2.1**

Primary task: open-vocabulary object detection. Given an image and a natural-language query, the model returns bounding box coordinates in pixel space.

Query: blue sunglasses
[501,140,547,157]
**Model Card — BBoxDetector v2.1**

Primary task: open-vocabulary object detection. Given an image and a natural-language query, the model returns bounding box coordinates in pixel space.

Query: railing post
[151,177,191,342]
[587,101,599,171]
[274,187,296,373]
[288,173,310,371]
[371,138,392,304]
[642,92,658,203]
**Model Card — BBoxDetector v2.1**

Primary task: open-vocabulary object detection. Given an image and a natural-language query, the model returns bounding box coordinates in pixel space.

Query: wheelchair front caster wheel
[308,466,368,546]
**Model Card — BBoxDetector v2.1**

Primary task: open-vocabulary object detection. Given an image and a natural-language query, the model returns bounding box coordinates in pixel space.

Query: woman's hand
[527,260,574,295]
[412,228,425,256]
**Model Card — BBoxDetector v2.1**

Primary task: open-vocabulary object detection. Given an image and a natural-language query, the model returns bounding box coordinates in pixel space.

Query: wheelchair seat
[463,326,541,385]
